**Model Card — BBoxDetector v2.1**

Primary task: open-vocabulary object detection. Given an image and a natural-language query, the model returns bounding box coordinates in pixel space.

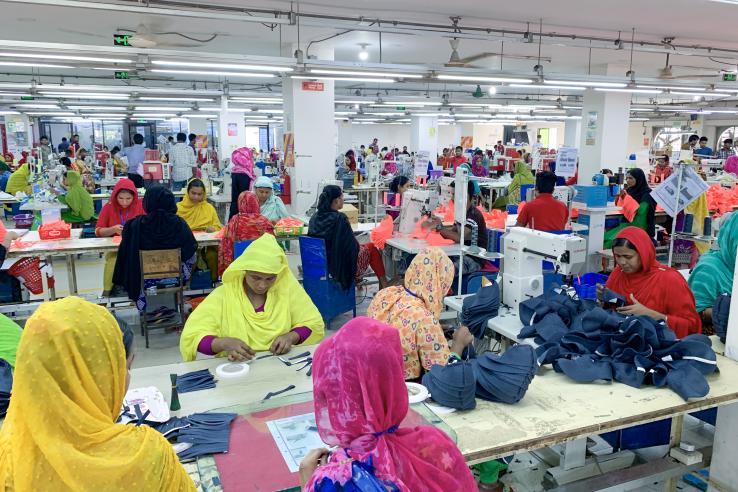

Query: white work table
[385,235,463,256]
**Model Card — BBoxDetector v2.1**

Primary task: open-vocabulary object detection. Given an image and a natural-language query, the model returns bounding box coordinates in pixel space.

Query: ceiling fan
[118,24,218,49]
[657,53,719,80]
[442,38,551,68]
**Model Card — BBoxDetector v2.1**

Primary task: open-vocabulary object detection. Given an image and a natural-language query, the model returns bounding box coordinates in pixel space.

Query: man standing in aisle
[516,171,568,231]
[170,132,196,191]
[449,145,467,171]
[716,138,736,160]
[369,138,379,155]
[38,136,52,166]
[400,145,410,156]
[70,134,81,154]
[682,134,699,151]
[119,133,145,188]
[494,140,505,154]
[694,136,713,156]
[57,137,69,154]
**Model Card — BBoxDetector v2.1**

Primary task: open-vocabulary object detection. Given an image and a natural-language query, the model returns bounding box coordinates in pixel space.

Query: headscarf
[0,314,21,369]
[0,297,195,491]
[471,154,487,177]
[625,168,656,239]
[96,178,144,233]
[605,227,701,338]
[308,185,359,291]
[63,170,94,221]
[725,155,738,175]
[689,212,738,312]
[218,191,274,276]
[176,180,222,232]
[113,186,198,302]
[304,317,476,492]
[0,157,9,174]
[254,176,288,222]
[4,163,30,195]
[180,234,324,360]
[345,150,357,172]
[507,161,535,205]
[367,249,455,379]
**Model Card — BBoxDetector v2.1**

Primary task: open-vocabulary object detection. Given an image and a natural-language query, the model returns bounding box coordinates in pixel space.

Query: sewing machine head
[398,189,435,234]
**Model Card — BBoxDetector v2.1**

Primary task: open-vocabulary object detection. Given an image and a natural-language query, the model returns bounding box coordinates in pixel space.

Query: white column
[564,119,581,148]
[283,47,336,214]
[188,118,208,136]
[578,89,631,184]
[218,96,247,163]
[336,120,353,155]
[410,115,438,158]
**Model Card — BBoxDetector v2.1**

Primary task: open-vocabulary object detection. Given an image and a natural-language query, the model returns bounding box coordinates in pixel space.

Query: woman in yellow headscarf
[4,163,31,196]
[0,296,195,491]
[180,233,324,361]
[177,178,222,281]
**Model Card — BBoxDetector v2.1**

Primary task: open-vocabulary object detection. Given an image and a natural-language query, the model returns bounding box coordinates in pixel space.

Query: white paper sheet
[266,413,328,473]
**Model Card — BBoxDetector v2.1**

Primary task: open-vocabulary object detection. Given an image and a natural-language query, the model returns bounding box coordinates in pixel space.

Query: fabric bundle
[421,360,477,410]
[0,359,11,417]
[712,294,731,343]
[176,369,216,393]
[370,215,394,249]
[472,345,538,404]
[520,291,719,400]
[153,412,237,461]
[460,284,501,339]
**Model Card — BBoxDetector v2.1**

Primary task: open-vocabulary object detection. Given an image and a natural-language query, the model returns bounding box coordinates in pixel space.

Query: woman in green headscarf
[492,161,535,209]
[58,170,94,223]
[0,314,21,369]
[4,163,30,196]
[688,212,738,320]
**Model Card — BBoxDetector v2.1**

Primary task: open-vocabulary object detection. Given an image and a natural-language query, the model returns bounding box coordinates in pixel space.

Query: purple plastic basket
[13,214,33,229]
[429,170,443,180]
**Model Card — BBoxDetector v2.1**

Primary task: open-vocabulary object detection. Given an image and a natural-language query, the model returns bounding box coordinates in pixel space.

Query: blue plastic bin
[573,272,608,300]
[573,185,608,207]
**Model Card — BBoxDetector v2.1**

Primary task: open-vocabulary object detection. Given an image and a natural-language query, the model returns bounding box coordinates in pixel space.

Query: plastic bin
[573,185,608,207]
[13,214,33,229]
[573,272,608,300]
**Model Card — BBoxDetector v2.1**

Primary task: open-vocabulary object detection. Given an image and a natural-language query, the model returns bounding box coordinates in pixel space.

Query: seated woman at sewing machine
[387,175,411,220]
[58,170,95,224]
[180,234,324,361]
[308,184,388,289]
[598,227,701,338]
[176,178,221,282]
[253,176,288,223]
[74,148,95,193]
[4,163,31,196]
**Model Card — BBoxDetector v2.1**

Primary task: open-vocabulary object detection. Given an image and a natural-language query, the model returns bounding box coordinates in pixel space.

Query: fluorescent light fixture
[669,91,725,98]
[131,114,176,118]
[134,106,190,111]
[67,106,128,110]
[255,109,283,113]
[334,111,357,115]
[630,118,649,121]
[25,112,75,116]
[183,114,219,118]
[309,69,422,79]
[229,98,282,104]
[509,83,586,91]
[594,88,662,94]
[291,76,395,83]
[636,85,705,91]
[335,100,373,104]
[545,80,628,88]
[0,83,32,89]
[364,112,405,116]
[40,91,129,98]
[79,113,127,117]
[151,60,292,72]
[0,61,74,69]
[139,97,214,102]
[701,109,738,113]
[40,94,129,100]
[630,108,655,112]
[452,113,492,118]
[381,101,442,106]
[17,103,58,108]
[712,88,738,93]
[0,111,20,115]
[436,74,533,84]
[151,69,276,78]
[0,52,131,63]
[0,92,28,97]
[447,103,488,107]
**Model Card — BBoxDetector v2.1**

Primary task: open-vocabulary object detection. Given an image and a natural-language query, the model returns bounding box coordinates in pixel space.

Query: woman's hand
[299,448,330,487]
[206,226,217,233]
[270,331,300,355]
[616,294,666,320]
[596,284,604,304]
[449,325,474,354]
[2,231,18,250]
[211,337,255,361]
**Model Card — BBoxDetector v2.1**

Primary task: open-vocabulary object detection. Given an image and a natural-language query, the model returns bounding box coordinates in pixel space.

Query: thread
[683,214,694,234]
[703,217,712,237]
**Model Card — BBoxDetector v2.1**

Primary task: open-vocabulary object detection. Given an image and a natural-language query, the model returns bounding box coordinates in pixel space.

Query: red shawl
[217,191,274,276]
[605,226,701,338]
[95,178,144,235]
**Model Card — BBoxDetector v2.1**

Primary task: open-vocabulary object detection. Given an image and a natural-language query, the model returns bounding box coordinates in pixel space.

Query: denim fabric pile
[176,369,216,393]
[461,284,500,339]
[153,412,237,461]
[519,288,718,401]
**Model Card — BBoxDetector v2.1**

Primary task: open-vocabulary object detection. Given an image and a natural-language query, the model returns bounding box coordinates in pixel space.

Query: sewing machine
[398,189,437,234]
[364,155,381,185]
[501,227,587,309]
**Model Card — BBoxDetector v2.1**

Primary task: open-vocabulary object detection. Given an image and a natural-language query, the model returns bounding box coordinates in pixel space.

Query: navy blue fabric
[176,369,216,393]
[0,358,11,417]
[461,284,500,339]
[472,345,537,404]
[712,294,731,343]
[422,359,477,410]
[152,412,237,460]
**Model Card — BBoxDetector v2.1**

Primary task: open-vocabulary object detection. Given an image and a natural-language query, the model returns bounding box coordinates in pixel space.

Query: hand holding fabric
[299,448,330,487]
[616,294,665,320]
[450,326,474,354]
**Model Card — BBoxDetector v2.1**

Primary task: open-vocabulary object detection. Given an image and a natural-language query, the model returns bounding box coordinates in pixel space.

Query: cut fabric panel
[422,359,477,410]
[472,345,537,404]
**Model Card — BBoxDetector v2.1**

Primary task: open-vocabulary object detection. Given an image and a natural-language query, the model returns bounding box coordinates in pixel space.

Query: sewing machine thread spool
[703,217,712,237]
[683,214,694,234]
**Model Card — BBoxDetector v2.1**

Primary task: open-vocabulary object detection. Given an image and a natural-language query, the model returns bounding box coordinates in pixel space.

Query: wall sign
[556,147,578,177]
[301,81,324,92]
[227,123,238,137]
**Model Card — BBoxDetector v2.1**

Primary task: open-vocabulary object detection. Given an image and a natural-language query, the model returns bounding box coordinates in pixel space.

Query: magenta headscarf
[725,155,738,175]
[305,316,475,491]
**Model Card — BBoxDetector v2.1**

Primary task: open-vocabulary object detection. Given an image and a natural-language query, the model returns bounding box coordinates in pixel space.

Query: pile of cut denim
[153,412,237,461]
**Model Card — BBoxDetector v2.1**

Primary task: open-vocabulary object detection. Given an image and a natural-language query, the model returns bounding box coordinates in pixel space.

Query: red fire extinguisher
[280,169,291,205]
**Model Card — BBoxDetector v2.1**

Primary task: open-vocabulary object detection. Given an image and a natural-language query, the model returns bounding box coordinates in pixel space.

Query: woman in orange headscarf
[217,191,274,276]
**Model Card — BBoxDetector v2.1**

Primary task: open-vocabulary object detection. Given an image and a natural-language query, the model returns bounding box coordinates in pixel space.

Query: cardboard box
[340,203,358,225]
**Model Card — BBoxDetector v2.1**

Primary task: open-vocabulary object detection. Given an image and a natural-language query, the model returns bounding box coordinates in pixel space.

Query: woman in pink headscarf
[299,316,475,491]
[724,155,738,176]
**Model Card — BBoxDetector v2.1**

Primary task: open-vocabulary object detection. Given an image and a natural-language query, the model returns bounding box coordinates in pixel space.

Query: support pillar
[564,119,581,148]
[578,89,631,184]
[217,96,246,164]
[410,115,438,159]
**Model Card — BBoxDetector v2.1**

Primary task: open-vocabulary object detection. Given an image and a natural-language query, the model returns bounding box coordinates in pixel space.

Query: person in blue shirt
[694,136,713,156]
[119,133,145,188]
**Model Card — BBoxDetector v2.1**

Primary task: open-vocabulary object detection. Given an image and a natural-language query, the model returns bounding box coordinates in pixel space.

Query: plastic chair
[298,236,356,329]
[139,248,185,348]
[234,240,253,259]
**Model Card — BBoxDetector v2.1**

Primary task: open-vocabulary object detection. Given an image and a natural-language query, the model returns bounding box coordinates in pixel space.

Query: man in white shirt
[170,132,195,190]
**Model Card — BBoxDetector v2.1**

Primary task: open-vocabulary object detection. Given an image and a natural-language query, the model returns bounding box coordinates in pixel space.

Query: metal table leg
[66,253,78,296]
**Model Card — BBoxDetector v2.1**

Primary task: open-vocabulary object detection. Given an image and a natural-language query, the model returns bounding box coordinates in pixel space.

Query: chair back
[520,184,534,201]
[140,249,181,280]
[234,240,253,259]
[298,236,328,279]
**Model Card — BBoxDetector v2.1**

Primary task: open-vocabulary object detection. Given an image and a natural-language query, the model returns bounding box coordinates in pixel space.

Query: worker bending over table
[180,234,324,361]
[516,171,568,231]
[253,176,288,223]
[0,297,195,491]
[599,227,701,338]
[298,316,476,491]
[368,248,473,380]
[177,178,222,282]
[309,184,388,290]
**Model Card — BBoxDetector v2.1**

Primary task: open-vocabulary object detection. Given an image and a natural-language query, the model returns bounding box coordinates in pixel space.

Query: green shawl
[60,171,94,222]
[0,313,22,368]
[507,161,535,205]
[688,212,738,312]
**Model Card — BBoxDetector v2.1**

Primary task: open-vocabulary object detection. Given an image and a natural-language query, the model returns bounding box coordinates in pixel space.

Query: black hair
[601,168,613,175]
[345,149,355,157]
[612,237,637,251]
[113,313,134,358]
[188,133,196,142]
[381,146,389,152]
[535,171,557,194]
[176,132,187,143]
[59,157,72,168]
[40,135,48,141]
[474,149,483,156]
[700,136,708,142]
[389,175,410,193]
[455,146,463,151]
[111,146,120,154]
[187,178,205,192]
[72,134,79,139]
[360,144,365,148]
[168,136,174,141]
[688,134,700,142]
[725,139,734,145]
[317,184,342,213]
[133,133,144,145]
[662,155,670,163]
[61,137,68,142]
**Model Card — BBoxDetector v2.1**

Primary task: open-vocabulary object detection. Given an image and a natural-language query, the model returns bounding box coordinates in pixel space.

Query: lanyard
[118,210,130,226]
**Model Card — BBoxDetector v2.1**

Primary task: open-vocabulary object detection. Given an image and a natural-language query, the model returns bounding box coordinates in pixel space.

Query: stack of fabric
[518,292,718,400]
[0,359,11,417]
[421,360,477,410]
[153,412,237,461]
[176,369,216,393]
[461,284,501,338]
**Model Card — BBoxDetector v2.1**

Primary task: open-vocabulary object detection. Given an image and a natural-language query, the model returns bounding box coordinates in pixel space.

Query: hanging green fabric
[59,171,94,223]
[0,313,22,369]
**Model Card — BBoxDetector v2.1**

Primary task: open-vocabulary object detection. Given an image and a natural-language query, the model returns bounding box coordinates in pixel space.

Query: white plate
[406,382,430,404]
[215,362,251,379]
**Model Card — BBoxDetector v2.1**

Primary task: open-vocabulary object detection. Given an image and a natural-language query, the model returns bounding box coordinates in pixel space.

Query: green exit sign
[114,71,130,80]
[20,96,34,100]
[113,34,131,47]
[136,119,147,123]
[723,73,737,82]
[395,106,406,111]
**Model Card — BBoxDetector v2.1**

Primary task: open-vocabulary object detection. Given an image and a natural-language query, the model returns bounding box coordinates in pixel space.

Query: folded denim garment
[176,369,216,393]
[152,412,237,461]
[422,360,477,410]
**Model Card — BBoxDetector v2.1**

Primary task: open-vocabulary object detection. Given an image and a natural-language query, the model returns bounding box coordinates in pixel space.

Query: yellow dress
[177,183,222,280]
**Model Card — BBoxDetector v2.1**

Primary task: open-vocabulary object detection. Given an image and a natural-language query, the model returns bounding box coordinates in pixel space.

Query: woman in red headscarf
[300,316,476,491]
[96,179,145,296]
[603,226,701,338]
[217,191,274,276]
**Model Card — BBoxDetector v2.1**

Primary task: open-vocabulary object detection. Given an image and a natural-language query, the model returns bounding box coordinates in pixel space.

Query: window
[718,127,738,146]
